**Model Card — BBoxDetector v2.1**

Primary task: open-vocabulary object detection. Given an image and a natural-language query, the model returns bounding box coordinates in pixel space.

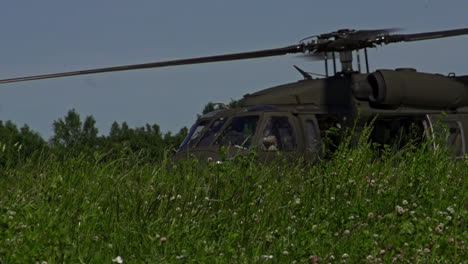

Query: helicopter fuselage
[175,69,468,162]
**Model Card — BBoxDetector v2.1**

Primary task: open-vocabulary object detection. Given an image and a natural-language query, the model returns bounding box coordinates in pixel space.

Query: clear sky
[1,1,467,139]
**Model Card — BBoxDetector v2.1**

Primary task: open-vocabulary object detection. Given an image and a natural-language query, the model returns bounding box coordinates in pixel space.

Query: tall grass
[0,135,466,263]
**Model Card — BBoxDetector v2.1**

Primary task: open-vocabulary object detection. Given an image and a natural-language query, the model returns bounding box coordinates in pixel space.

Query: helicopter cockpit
[175,105,325,162]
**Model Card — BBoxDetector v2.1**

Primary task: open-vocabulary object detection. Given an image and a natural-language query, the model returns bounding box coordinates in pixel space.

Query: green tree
[51,109,99,149]
[0,121,47,167]
[82,116,99,142]
[51,109,82,147]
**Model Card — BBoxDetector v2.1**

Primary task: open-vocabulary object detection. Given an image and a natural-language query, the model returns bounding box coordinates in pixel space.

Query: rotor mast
[339,51,353,73]
[322,50,368,76]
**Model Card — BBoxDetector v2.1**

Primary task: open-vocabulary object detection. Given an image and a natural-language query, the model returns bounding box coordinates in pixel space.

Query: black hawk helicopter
[1,28,468,161]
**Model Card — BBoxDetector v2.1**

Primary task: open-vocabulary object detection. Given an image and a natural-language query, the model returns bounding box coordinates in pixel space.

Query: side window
[197,118,226,147]
[442,120,465,157]
[304,119,320,153]
[261,116,296,151]
[370,118,426,150]
[214,116,259,148]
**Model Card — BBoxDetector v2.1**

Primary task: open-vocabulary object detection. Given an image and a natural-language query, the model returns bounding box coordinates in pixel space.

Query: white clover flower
[368,212,375,218]
[395,205,405,215]
[402,200,408,206]
[342,253,349,259]
[449,237,455,244]
[176,194,182,199]
[434,224,444,235]
[447,206,455,214]
[112,256,123,263]
[7,210,16,216]
[343,230,350,236]
[309,255,320,263]
[282,250,289,255]
[295,198,301,205]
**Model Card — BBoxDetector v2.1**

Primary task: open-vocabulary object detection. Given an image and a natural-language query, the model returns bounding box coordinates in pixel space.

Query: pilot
[262,135,278,151]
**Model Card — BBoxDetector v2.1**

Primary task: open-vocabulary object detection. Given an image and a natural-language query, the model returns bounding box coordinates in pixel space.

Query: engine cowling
[367,69,468,109]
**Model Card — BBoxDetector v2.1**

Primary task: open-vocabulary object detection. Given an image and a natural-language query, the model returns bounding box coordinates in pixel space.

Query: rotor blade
[0,44,305,84]
[387,28,468,43]
[299,51,338,61]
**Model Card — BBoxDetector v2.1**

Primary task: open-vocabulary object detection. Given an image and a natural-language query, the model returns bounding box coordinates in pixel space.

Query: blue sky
[1,1,467,139]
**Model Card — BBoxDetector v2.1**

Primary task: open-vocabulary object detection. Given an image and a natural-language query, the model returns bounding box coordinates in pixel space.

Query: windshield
[178,120,209,151]
[214,115,259,148]
[197,117,227,147]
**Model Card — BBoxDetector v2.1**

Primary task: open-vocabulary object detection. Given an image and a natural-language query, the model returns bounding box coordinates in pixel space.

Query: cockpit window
[261,116,296,151]
[197,118,226,147]
[214,115,259,148]
[438,120,465,158]
[178,120,209,150]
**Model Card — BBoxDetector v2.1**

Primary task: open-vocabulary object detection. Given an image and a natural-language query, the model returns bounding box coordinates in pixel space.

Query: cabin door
[298,114,322,162]
[427,114,466,158]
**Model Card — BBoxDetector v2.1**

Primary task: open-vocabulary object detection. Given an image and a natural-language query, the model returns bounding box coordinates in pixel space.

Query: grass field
[0,138,467,263]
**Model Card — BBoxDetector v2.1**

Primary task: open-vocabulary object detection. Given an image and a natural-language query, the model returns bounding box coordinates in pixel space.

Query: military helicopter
[1,27,468,161]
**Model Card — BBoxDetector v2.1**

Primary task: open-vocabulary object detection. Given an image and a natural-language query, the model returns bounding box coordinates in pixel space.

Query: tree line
[0,109,189,166]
